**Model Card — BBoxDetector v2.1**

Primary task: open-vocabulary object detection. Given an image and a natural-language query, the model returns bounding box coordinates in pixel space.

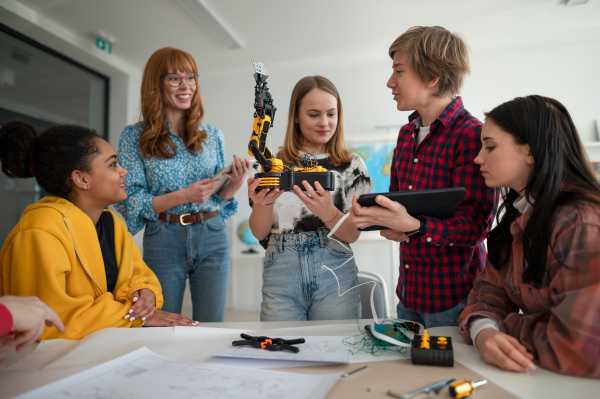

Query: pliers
[232,333,305,353]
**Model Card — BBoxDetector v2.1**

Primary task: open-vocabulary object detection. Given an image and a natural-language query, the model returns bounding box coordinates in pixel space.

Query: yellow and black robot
[247,60,334,191]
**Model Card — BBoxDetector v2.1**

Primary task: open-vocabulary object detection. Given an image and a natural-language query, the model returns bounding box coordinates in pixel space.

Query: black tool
[341,365,367,378]
[232,333,305,353]
[411,329,454,367]
[388,379,454,399]
[432,379,455,394]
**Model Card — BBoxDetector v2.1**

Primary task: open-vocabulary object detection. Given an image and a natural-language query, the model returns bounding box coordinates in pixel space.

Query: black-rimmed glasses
[162,74,198,88]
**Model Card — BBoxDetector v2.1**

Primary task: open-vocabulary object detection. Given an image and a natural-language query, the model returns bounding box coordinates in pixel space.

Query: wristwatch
[405,215,428,237]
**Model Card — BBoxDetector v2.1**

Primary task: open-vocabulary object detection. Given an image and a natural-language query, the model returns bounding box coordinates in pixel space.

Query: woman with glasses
[115,47,250,322]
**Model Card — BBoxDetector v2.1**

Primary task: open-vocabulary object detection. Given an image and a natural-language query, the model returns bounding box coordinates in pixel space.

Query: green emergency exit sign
[95,37,112,54]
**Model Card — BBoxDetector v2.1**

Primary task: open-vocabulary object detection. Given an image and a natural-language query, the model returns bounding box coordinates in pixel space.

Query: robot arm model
[247,59,283,173]
[247,59,334,191]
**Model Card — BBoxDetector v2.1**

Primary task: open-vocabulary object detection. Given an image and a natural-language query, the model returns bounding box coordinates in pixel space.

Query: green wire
[343,318,411,357]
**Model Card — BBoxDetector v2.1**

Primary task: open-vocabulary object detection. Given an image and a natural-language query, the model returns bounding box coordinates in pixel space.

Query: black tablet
[356,187,466,231]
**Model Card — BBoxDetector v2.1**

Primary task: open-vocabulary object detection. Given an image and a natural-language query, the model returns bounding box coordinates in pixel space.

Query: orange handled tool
[449,379,487,399]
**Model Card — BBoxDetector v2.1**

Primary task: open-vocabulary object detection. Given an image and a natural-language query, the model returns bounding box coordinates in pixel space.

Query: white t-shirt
[416,125,430,145]
[414,115,430,146]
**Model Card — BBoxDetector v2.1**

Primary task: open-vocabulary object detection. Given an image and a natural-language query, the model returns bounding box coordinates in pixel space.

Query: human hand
[247,177,283,205]
[124,289,156,323]
[475,328,536,372]
[184,178,220,203]
[350,207,409,240]
[292,181,336,221]
[142,310,199,327]
[219,155,251,199]
[0,296,66,353]
[380,229,409,242]
[350,194,418,232]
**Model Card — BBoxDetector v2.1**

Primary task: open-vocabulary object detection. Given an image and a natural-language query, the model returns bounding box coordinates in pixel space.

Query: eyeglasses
[162,74,198,88]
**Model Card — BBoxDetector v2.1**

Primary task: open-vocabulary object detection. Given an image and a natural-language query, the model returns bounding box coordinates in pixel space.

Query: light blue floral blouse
[114,121,238,235]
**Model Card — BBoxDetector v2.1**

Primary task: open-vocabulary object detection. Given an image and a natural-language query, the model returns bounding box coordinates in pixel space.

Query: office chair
[357,271,391,319]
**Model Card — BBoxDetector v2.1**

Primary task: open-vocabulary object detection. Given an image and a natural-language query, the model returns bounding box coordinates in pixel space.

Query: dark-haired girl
[0,121,197,340]
[458,95,600,377]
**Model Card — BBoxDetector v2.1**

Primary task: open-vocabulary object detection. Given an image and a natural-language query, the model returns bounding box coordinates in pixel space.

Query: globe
[237,219,260,252]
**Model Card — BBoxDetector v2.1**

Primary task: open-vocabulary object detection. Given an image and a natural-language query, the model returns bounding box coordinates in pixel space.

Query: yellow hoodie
[0,196,163,340]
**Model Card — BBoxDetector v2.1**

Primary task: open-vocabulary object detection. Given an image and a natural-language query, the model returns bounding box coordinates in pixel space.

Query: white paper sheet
[214,335,352,363]
[247,323,411,364]
[15,347,341,399]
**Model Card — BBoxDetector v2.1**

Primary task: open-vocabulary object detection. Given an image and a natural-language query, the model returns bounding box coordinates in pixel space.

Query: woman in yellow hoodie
[0,121,197,340]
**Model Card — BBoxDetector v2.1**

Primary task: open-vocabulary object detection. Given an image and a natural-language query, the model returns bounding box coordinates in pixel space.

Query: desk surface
[0,320,597,399]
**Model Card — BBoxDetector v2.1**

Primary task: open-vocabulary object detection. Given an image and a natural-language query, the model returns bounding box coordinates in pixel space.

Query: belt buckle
[179,213,192,226]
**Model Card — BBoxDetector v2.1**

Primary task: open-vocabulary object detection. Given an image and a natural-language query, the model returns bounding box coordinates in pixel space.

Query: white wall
[470,40,600,145]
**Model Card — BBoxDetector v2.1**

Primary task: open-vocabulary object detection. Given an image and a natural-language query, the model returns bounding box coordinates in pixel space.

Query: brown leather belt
[158,211,219,226]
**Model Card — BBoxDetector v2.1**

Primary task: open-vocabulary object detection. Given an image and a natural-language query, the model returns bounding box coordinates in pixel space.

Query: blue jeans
[396,297,468,329]
[261,229,361,321]
[143,214,230,322]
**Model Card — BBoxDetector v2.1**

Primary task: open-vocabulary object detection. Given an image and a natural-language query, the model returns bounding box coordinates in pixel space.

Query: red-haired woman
[115,47,249,322]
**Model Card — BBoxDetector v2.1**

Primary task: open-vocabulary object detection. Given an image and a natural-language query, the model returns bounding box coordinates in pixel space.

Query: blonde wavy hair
[139,47,205,159]
[389,26,471,98]
[277,76,352,167]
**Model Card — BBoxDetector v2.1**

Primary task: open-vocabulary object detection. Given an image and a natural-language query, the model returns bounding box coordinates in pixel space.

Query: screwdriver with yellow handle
[449,379,487,399]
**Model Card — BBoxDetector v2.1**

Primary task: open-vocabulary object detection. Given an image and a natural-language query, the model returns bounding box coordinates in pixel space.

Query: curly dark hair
[0,121,101,199]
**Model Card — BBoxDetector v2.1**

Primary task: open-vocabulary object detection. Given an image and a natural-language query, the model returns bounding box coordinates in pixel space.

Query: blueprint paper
[213,335,352,363]
[14,347,340,399]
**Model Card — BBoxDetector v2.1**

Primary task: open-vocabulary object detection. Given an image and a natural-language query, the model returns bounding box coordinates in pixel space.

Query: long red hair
[139,47,205,158]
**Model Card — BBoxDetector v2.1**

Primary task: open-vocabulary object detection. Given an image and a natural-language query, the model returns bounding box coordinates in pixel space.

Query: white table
[0,320,597,399]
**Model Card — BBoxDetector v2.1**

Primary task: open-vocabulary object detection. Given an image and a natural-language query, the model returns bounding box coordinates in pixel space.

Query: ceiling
[9,0,600,77]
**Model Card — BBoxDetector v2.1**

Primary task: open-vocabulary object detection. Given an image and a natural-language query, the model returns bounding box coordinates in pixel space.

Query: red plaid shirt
[459,201,600,377]
[390,97,498,313]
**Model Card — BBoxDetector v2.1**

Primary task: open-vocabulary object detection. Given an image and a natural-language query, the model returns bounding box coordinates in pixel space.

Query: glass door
[0,23,109,243]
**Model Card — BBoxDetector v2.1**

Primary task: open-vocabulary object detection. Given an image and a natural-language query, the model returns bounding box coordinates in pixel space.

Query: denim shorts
[143,214,230,322]
[260,229,361,321]
[396,297,468,328]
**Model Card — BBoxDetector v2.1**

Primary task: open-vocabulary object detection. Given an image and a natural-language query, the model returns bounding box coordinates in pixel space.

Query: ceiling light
[177,0,244,49]
[563,0,590,6]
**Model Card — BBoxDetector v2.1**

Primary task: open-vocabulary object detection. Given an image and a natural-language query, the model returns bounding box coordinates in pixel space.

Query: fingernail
[142,317,146,321]
[133,297,138,302]
[124,314,131,319]
[130,317,135,321]
[129,309,134,313]
[527,363,536,371]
